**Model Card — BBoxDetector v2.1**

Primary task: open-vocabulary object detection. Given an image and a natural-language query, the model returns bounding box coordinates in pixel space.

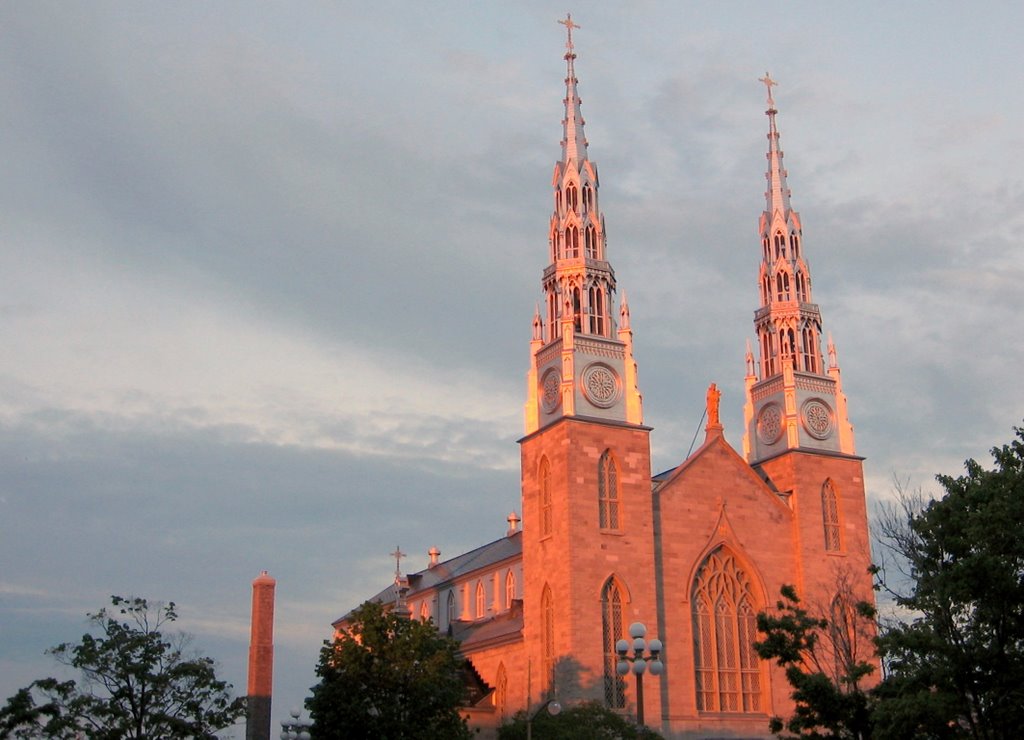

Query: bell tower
[520,16,658,716]
[743,74,855,464]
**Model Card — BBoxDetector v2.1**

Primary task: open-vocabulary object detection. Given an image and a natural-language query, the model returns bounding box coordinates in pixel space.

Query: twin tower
[335,17,874,740]
[513,16,872,738]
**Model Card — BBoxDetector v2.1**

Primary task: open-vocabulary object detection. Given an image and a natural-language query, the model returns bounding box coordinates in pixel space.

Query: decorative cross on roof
[390,546,406,578]
[558,13,580,52]
[759,72,778,106]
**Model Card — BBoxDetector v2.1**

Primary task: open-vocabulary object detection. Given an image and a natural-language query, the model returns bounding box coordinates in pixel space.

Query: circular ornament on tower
[581,363,621,409]
[756,403,783,444]
[541,368,562,413]
[801,398,834,440]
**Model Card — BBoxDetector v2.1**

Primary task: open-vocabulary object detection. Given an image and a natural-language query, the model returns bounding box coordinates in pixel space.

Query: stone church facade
[335,21,875,740]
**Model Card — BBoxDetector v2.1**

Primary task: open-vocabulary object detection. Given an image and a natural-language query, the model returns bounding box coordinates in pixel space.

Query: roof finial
[558,13,580,55]
[759,72,777,108]
[390,545,406,580]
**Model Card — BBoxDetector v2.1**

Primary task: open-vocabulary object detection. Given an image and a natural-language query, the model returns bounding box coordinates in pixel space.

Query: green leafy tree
[872,425,1024,740]
[755,581,877,739]
[0,596,244,739]
[306,600,472,739]
[497,700,663,740]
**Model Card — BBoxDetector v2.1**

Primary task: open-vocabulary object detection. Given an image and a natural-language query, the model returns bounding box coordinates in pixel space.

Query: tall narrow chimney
[246,571,276,740]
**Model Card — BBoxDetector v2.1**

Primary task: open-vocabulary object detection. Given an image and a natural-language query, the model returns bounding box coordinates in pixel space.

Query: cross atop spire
[558,13,580,55]
[758,72,777,107]
[390,546,406,579]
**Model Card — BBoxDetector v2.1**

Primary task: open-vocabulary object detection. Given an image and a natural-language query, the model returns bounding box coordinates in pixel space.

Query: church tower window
[822,480,841,551]
[566,183,578,213]
[692,547,763,713]
[585,224,597,258]
[540,457,553,536]
[601,578,627,708]
[598,450,620,529]
[588,285,605,335]
[541,585,555,694]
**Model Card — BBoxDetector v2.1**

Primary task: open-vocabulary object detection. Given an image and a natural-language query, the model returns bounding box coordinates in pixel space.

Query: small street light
[615,621,664,726]
[280,708,311,740]
[526,698,561,740]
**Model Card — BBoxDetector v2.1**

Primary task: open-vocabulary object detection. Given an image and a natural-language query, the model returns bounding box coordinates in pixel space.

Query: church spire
[559,14,588,166]
[523,15,642,435]
[743,75,855,462]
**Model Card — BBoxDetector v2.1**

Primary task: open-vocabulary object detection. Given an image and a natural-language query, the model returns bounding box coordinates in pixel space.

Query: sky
[1,1,1023,733]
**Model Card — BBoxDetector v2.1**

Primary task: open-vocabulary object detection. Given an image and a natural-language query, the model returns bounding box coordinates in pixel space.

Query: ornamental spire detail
[743,75,855,462]
[523,17,642,435]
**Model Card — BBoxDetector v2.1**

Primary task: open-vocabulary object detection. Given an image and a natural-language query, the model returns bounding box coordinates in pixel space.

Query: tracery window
[598,450,620,530]
[585,224,598,258]
[540,457,553,537]
[541,585,555,694]
[567,225,580,258]
[774,231,786,259]
[692,547,762,713]
[588,285,605,335]
[822,480,841,551]
[582,183,593,211]
[475,581,486,618]
[566,183,578,213]
[601,579,627,708]
[505,570,516,609]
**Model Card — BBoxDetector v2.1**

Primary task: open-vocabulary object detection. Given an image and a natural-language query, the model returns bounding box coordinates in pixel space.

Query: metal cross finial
[558,13,580,52]
[759,72,778,105]
[390,546,406,577]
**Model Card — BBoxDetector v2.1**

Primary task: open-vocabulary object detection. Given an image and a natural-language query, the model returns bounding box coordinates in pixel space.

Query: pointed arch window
[539,457,553,537]
[505,570,516,609]
[572,288,582,332]
[601,579,627,708]
[790,233,800,258]
[585,224,598,259]
[495,663,508,717]
[475,581,486,618]
[447,591,457,626]
[822,480,841,551]
[692,547,763,713]
[420,601,429,621]
[566,225,580,258]
[774,231,786,259]
[566,183,578,213]
[541,585,555,695]
[582,183,593,212]
[775,273,784,302]
[762,236,770,263]
[598,450,620,530]
[588,285,605,336]
[555,188,562,215]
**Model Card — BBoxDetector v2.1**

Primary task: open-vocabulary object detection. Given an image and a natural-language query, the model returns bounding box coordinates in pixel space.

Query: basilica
[334,19,875,740]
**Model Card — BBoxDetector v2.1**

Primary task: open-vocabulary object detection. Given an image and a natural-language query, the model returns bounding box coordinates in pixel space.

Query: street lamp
[615,621,664,726]
[526,698,561,740]
[280,708,311,740]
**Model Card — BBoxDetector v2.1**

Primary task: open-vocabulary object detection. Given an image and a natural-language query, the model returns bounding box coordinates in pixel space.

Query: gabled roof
[333,532,522,625]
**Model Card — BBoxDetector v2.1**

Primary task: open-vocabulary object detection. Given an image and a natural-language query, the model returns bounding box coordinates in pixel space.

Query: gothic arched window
[774,231,786,259]
[567,225,580,258]
[791,233,800,258]
[566,183,578,213]
[588,285,605,335]
[572,287,582,332]
[495,663,508,717]
[447,591,457,626]
[475,581,486,618]
[598,451,620,530]
[540,457,553,537]
[601,579,627,708]
[692,547,762,713]
[541,585,555,694]
[822,480,841,551]
[505,570,516,609]
[582,183,593,211]
[420,601,429,621]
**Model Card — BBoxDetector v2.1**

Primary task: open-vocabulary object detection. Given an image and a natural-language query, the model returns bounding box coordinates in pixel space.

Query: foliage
[755,582,877,739]
[872,425,1024,740]
[498,700,663,740]
[0,595,244,739]
[306,600,471,739]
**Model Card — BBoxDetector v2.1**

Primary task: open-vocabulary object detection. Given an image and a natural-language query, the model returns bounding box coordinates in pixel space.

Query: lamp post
[279,708,311,740]
[615,621,664,726]
[525,698,561,740]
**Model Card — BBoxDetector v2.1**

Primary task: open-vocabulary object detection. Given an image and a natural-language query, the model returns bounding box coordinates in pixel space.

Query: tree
[0,595,244,739]
[306,600,472,739]
[755,581,877,739]
[497,700,663,740]
[872,425,1024,740]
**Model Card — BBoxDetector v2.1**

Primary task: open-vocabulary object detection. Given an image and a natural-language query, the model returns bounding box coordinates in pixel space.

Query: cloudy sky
[2,1,1022,732]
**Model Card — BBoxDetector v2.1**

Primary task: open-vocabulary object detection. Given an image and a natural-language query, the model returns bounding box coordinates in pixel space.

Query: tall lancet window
[447,591,457,626]
[692,547,762,713]
[588,285,605,335]
[505,570,516,609]
[601,579,627,708]
[475,581,486,618]
[495,663,508,717]
[585,224,598,259]
[541,585,555,694]
[540,457,553,537]
[822,480,841,551]
[598,450,620,529]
